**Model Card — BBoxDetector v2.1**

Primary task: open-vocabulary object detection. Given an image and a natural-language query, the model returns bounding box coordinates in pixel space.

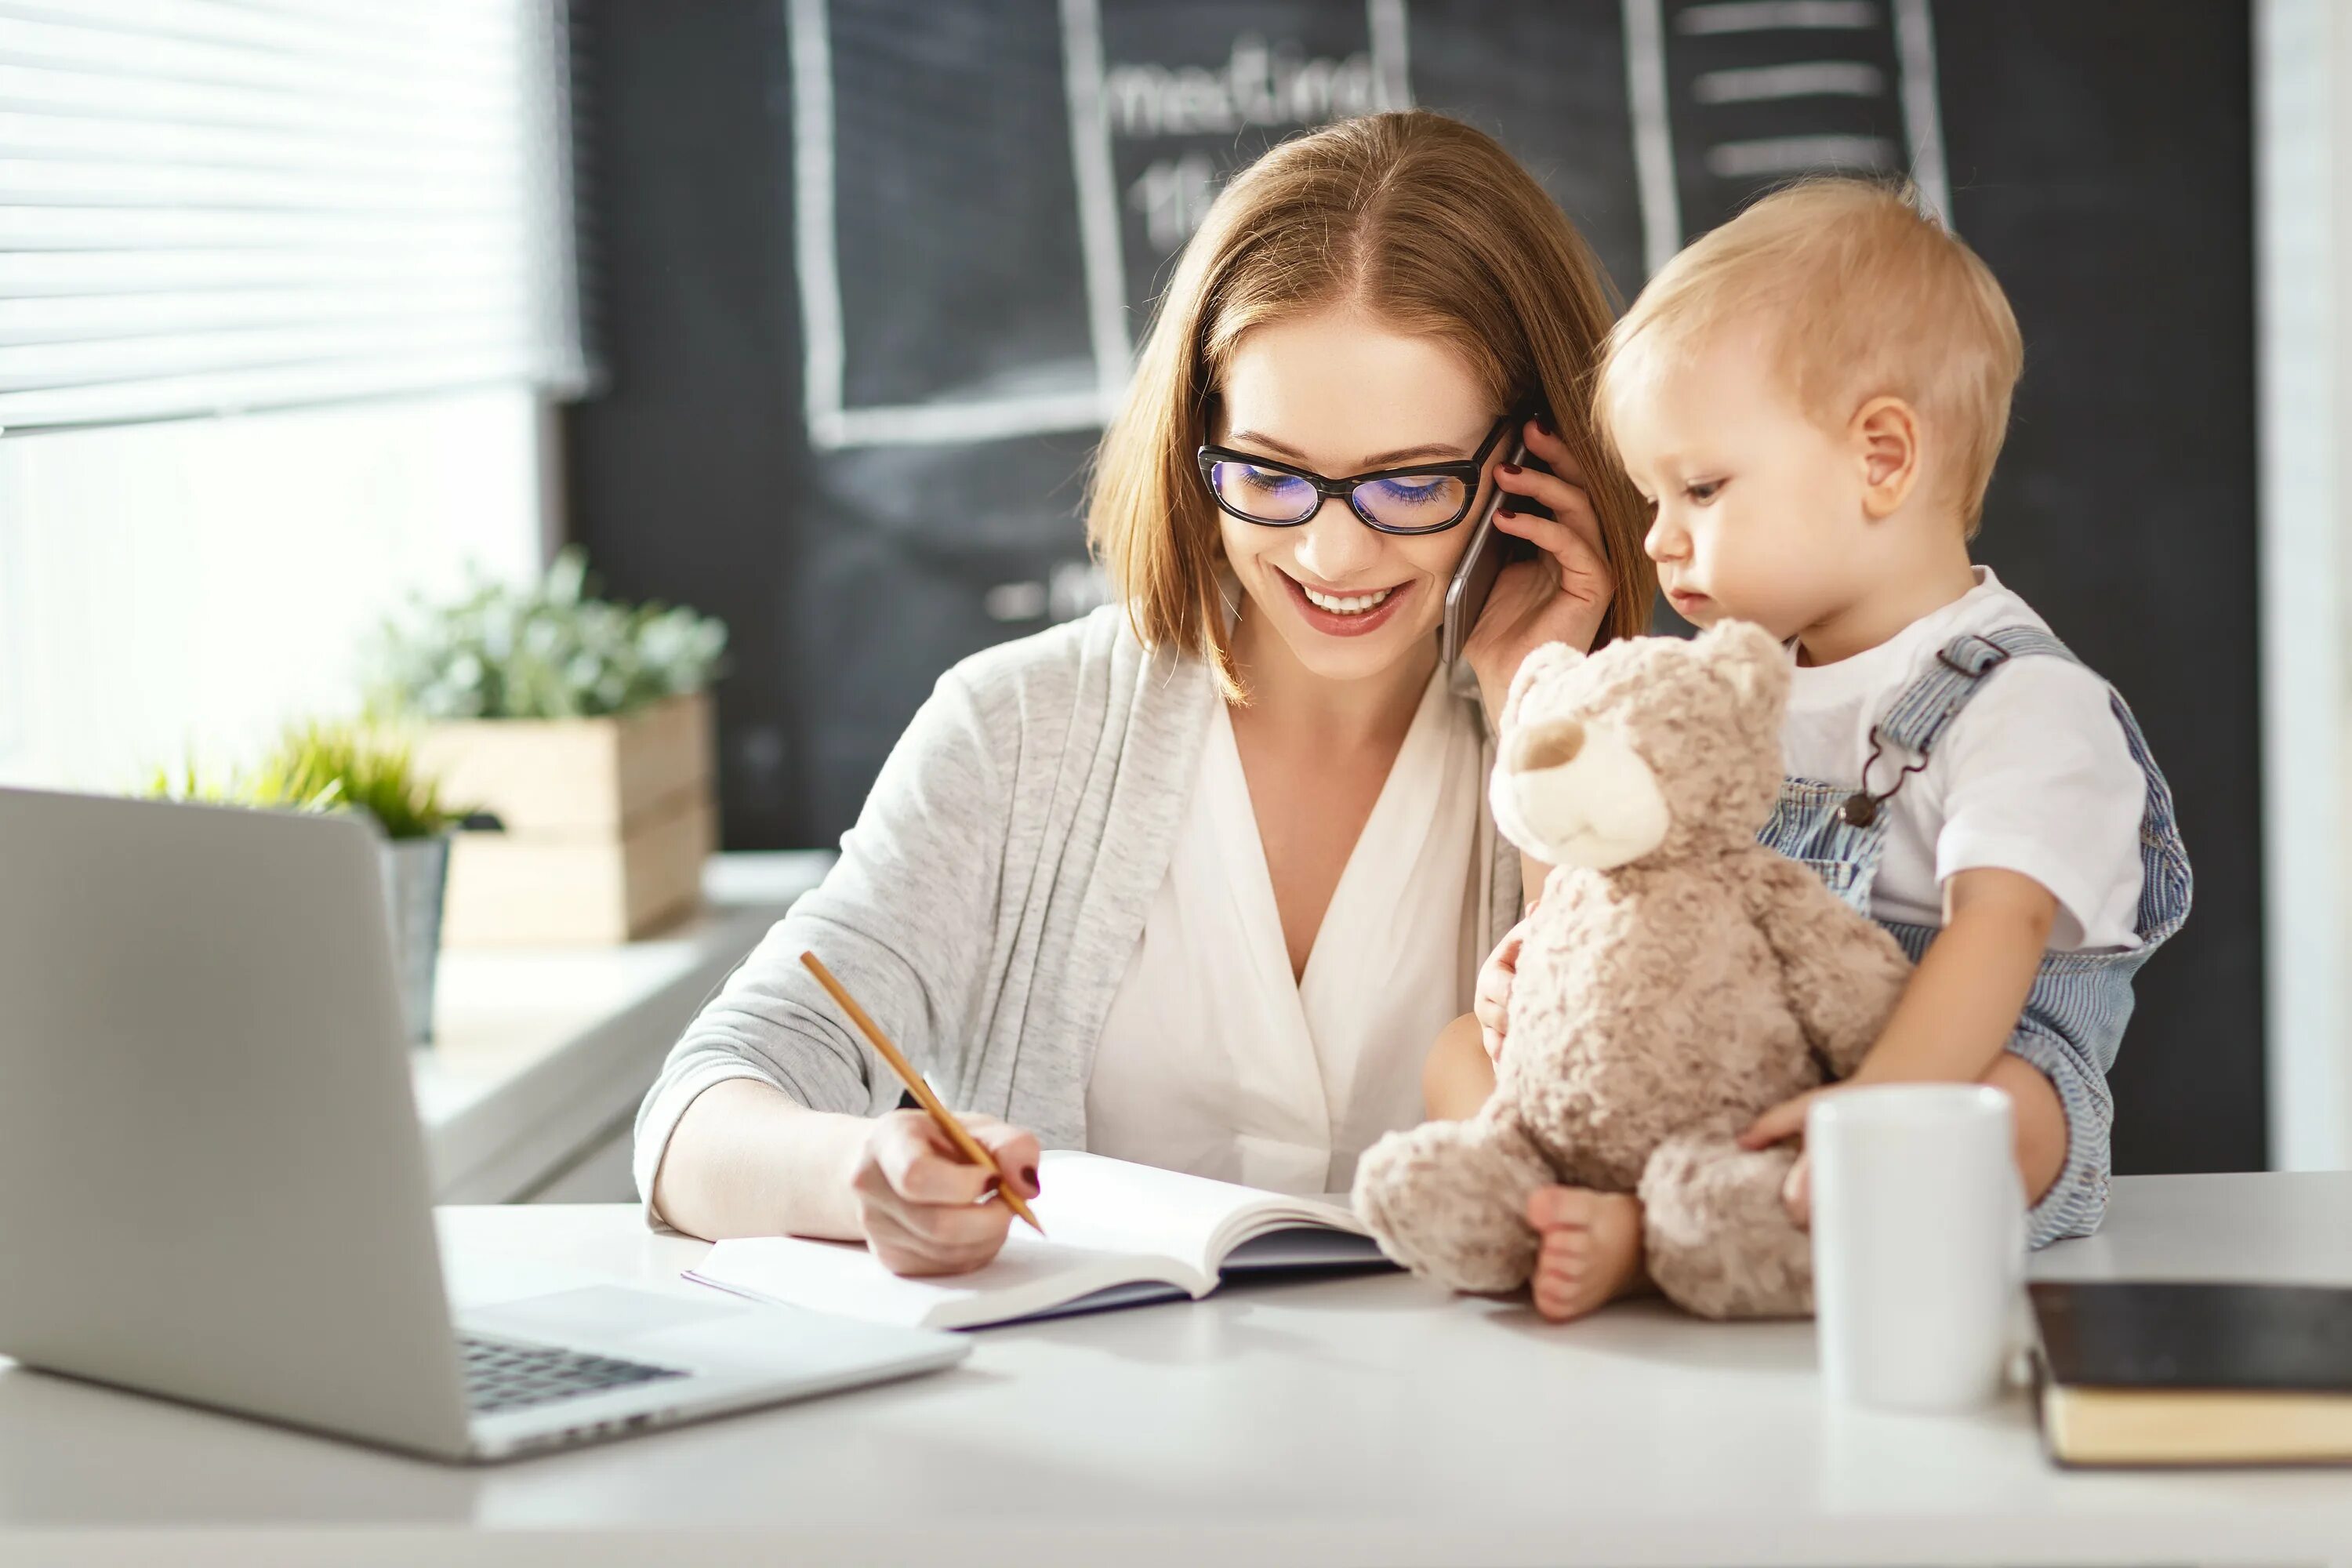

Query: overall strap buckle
[1935,633,2013,681]
[1846,633,2027,826]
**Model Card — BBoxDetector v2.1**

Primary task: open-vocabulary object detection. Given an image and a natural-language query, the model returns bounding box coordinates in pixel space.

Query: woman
[637,110,1655,1278]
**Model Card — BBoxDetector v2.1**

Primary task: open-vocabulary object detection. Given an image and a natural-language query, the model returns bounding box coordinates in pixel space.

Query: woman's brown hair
[1086,109,1657,693]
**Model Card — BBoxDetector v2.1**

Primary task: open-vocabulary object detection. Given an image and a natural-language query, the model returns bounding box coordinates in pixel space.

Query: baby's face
[1607,328,1875,641]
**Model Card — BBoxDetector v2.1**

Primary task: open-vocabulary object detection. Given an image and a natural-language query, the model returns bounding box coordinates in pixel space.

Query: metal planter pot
[378,833,451,1044]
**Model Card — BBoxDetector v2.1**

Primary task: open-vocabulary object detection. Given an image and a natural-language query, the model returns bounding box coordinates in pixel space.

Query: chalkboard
[568,0,2260,1174]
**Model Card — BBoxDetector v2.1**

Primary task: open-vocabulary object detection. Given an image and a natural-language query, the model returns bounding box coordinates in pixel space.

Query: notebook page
[1218,1226,1389,1272]
[1029,1151,1362,1273]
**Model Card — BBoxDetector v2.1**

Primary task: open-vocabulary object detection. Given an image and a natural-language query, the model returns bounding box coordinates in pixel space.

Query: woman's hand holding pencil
[847,1111,1044,1277]
[801,951,1047,1278]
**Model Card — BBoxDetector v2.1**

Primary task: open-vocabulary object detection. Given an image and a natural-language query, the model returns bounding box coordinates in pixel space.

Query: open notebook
[685,1149,1393,1330]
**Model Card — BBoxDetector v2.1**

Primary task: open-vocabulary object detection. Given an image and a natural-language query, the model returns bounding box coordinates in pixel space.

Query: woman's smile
[1278,567,1415,637]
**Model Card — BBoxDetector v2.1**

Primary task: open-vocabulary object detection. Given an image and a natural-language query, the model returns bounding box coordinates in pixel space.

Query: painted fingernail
[1499,462,1523,475]
[1536,414,1555,434]
[1022,1165,1041,1196]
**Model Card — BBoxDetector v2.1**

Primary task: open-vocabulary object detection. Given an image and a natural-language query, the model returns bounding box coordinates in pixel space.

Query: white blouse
[1084,665,1486,1195]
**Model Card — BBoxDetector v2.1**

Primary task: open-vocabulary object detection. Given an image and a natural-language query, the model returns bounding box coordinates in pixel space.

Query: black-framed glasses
[1196,409,1522,536]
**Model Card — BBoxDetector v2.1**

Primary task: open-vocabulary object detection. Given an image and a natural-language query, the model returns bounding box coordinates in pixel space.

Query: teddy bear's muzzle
[1497,715,1671,872]
[1510,717,1585,772]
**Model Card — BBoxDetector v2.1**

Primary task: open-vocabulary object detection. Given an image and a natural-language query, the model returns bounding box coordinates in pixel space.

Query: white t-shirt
[1085,665,1485,1195]
[1780,566,2147,952]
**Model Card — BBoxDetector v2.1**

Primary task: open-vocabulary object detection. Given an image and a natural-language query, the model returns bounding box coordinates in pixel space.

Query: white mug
[1808,1084,2025,1412]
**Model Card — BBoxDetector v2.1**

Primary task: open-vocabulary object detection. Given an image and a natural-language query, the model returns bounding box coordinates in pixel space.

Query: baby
[1437,179,2191,1321]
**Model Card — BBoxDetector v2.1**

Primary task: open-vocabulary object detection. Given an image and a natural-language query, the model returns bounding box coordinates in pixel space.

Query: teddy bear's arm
[1743,851,1912,1079]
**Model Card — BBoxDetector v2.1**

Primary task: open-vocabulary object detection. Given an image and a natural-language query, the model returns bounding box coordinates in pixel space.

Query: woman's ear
[1851,395,1923,520]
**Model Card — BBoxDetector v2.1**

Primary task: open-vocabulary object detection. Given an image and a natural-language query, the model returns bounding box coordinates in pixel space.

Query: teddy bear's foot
[1639,1131,1813,1320]
[1352,1107,1552,1294]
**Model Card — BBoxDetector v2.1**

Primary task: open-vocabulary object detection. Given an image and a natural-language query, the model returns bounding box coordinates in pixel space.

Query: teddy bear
[1352,621,1912,1319]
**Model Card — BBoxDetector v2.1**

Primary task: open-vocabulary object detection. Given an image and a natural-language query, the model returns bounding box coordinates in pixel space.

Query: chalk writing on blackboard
[789,0,1406,452]
[786,0,1942,452]
[1115,31,1406,253]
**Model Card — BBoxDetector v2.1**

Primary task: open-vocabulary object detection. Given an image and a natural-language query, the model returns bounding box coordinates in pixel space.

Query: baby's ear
[1698,620,1790,713]
[1501,642,1586,735]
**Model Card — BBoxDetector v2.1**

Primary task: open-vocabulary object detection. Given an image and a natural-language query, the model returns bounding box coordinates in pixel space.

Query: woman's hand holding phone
[1461,416,1616,727]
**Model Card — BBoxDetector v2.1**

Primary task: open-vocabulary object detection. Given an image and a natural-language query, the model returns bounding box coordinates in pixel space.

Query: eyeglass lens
[1206,461,1472,532]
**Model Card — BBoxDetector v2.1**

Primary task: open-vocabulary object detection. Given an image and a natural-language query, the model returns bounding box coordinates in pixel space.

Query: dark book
[2031,1282,2352,1467]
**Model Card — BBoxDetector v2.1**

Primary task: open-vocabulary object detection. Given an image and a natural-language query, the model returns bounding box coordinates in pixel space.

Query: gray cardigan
[632,604,1522,1207]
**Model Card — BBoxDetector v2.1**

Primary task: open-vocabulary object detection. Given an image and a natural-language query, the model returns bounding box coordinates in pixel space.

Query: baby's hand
[1781,1151,1812,1229]
[1741,1091,1825,1229]
[1738,1087,1827,1151]
[1476,904,1537,1064]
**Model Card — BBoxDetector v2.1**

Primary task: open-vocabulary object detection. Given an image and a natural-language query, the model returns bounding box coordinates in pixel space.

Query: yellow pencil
[798,950,1045,1236]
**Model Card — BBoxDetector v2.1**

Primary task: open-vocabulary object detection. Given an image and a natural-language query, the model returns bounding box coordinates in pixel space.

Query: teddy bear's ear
[1501,641,1586,735]
[1698,620,1790,713]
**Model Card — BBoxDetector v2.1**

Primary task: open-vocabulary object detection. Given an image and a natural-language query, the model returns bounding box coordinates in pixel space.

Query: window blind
[0,0,586,434]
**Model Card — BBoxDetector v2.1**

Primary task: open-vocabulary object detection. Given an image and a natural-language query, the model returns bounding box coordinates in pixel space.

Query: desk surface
[5,1172,2351,1568]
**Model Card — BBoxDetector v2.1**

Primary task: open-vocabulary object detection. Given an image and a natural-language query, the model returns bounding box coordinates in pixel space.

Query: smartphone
[1440,437,1548,666]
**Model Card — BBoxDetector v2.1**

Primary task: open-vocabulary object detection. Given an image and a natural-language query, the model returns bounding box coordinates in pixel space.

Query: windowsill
[412,850,833,1202]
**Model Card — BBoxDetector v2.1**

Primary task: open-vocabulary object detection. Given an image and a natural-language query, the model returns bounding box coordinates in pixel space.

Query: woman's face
[1211,307,1499,686]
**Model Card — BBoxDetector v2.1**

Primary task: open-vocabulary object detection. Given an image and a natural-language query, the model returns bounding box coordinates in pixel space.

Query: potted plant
[371,547,729,946]
[143,723,465,1044]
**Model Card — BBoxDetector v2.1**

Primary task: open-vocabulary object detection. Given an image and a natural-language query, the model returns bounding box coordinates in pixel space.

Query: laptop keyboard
[459,1334,687,1415]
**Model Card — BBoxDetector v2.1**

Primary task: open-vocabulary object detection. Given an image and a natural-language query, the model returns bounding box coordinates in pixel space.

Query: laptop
[0,786,967,1461]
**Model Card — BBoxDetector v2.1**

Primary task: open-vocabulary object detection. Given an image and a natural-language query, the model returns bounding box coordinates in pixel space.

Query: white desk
[4,1173,2350,1567]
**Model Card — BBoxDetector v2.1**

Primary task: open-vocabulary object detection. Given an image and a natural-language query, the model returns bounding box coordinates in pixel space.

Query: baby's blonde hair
[1595,179,2024,535]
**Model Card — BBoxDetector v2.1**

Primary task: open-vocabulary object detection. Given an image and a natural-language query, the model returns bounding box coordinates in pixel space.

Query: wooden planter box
[415,691,717,946]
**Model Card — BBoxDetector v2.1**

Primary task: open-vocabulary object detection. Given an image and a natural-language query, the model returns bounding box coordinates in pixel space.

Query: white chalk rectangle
[1693,61,1886,101]
[1704,133,1894,178]
[1677,1,1880,34]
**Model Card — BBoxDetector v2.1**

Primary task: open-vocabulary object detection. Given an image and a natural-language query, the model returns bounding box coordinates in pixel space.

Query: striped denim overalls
[1758,626,2194,1249]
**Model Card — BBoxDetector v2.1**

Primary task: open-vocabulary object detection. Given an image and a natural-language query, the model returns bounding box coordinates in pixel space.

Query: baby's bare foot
[1525,1185,1646,1322]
